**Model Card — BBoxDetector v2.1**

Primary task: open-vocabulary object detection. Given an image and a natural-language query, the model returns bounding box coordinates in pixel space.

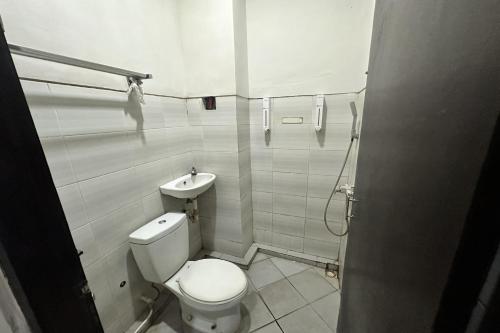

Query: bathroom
[1,1,499,333]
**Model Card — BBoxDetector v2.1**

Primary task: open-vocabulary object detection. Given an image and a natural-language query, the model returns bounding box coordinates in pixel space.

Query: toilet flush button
[158,219,166,224]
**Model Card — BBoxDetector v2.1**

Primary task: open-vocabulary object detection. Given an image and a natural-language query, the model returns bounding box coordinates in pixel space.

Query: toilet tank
[129,213,188,284]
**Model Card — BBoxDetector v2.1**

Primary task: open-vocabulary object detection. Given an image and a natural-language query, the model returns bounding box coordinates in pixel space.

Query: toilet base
[179,301,241,333]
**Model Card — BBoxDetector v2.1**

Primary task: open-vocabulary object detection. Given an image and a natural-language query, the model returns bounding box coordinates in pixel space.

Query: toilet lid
[179,259,247,303]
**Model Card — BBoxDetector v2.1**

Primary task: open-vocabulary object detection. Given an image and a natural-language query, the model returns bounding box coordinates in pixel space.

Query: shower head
[349,101,359,139]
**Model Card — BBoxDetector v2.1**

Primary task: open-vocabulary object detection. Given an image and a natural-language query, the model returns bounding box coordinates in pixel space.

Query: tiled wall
[22,81,202,333]
[187,96,254,258]
[23,77,360,330]
[249,94,363,260]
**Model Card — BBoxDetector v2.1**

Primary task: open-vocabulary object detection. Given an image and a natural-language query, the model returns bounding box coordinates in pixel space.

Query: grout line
[274,320,286,333]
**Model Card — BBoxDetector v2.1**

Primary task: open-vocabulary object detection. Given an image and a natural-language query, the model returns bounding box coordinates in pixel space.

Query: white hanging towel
[127,79,145,104]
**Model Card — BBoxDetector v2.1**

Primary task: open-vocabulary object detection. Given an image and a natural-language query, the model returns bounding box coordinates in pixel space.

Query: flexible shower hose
[323,137,356,237]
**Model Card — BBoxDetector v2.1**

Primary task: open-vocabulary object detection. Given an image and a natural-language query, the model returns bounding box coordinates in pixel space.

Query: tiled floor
[147,253,340,333]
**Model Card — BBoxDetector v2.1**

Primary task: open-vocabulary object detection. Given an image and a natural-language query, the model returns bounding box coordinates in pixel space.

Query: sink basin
[160,173,216,199]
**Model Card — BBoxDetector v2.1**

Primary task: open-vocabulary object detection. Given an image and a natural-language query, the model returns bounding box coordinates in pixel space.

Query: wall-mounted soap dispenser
[314,95,324,132]
[263,97,271,133]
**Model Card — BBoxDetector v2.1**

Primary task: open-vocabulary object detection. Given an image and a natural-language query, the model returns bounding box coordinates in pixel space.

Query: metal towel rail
[8,43,152,82]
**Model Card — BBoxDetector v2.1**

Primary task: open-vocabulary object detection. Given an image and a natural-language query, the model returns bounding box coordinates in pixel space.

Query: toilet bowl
[129,213,248,333]
[166,259,248,332]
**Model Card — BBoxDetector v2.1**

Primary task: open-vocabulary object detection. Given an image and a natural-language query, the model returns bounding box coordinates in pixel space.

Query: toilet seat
[178,259,247,305]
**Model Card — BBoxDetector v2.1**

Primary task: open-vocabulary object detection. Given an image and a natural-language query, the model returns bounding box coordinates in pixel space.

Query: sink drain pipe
[185,197,199,223]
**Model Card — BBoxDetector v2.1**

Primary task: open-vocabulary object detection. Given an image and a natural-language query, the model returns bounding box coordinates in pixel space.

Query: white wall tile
[136,158,171,196]
[303,238,339,259]
[273,172,307,196]
[202,125,238,152]
[142,192,165,221]
[272,96,313,124]
[40,136,76,187]
[271,123,310,149]
[203,152,240,177]
[166,126,193,156]
[240,172,252,199]
[253,211,272,230]
[324,94,357,124]
[198,195,242,220]
[22,81,61,137]
[273,193,306,217]
[304,219,343,242]
[238,148,252,178]
[203,216,243,241]
[162,195,186,214]
[169,152,194,178]
[308,149,347,175]
[79,168,143,221]
[200,96,237,126]
[84,260,119,329]
[252,171,273,192]
[251,148,273,171]
[309,123,352,150]
[65,132,134,181]
[211,176,241,199]
[127,97,165,130]
[211,238,242,257]
[273,149,309,173]
[129,129,169,165]
[272,233,303,252]
[104,244,148,318]
[237,124,251,151]
[306,197,345,221]
[190,126,204,151]
[248,99,261,125]
[236,96,250,125]
[254,229,273,245]
[57,184,89,230]
[91,202,146,256]
[71,224,101,267]
[241,194,253,222]
[273,214,305,237]
[307,175,347,199]
[252,191,273,213]
[50,84,129,136]
[162,98,188,128]
[186,98,202,126]
[250,124,272,149]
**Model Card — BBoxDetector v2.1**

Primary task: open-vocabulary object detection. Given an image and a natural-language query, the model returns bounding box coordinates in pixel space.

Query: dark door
[338,0,500,332]
[0,29,103,332]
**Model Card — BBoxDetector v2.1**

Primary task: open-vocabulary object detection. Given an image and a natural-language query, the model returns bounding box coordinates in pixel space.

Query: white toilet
[129,212,248,333]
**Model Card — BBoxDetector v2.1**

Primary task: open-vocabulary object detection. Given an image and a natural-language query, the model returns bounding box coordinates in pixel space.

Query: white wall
[250,93,364,259]
[177,0,237,97]
[246,0,375,97]
[232,0,250,97]
[0,0,186,96]
[22,80,203,332]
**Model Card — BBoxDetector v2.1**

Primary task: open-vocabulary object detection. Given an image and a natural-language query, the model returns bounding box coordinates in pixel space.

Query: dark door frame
[0,29,103,332]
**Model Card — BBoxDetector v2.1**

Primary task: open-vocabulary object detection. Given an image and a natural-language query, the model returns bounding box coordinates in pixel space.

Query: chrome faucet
[190,166,197,176]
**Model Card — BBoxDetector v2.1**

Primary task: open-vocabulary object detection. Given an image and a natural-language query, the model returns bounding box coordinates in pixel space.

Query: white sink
[160,173,216,199]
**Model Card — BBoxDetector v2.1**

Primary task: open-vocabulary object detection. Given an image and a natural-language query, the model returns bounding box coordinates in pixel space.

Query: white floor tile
[311,292,340,332]
[270,257,310,277]
[278,306,332,333]
[258,279,306,319]
[240,292,275,332]
[247,259,284,289]
[288,269,336,303]
[251,322,283,333]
